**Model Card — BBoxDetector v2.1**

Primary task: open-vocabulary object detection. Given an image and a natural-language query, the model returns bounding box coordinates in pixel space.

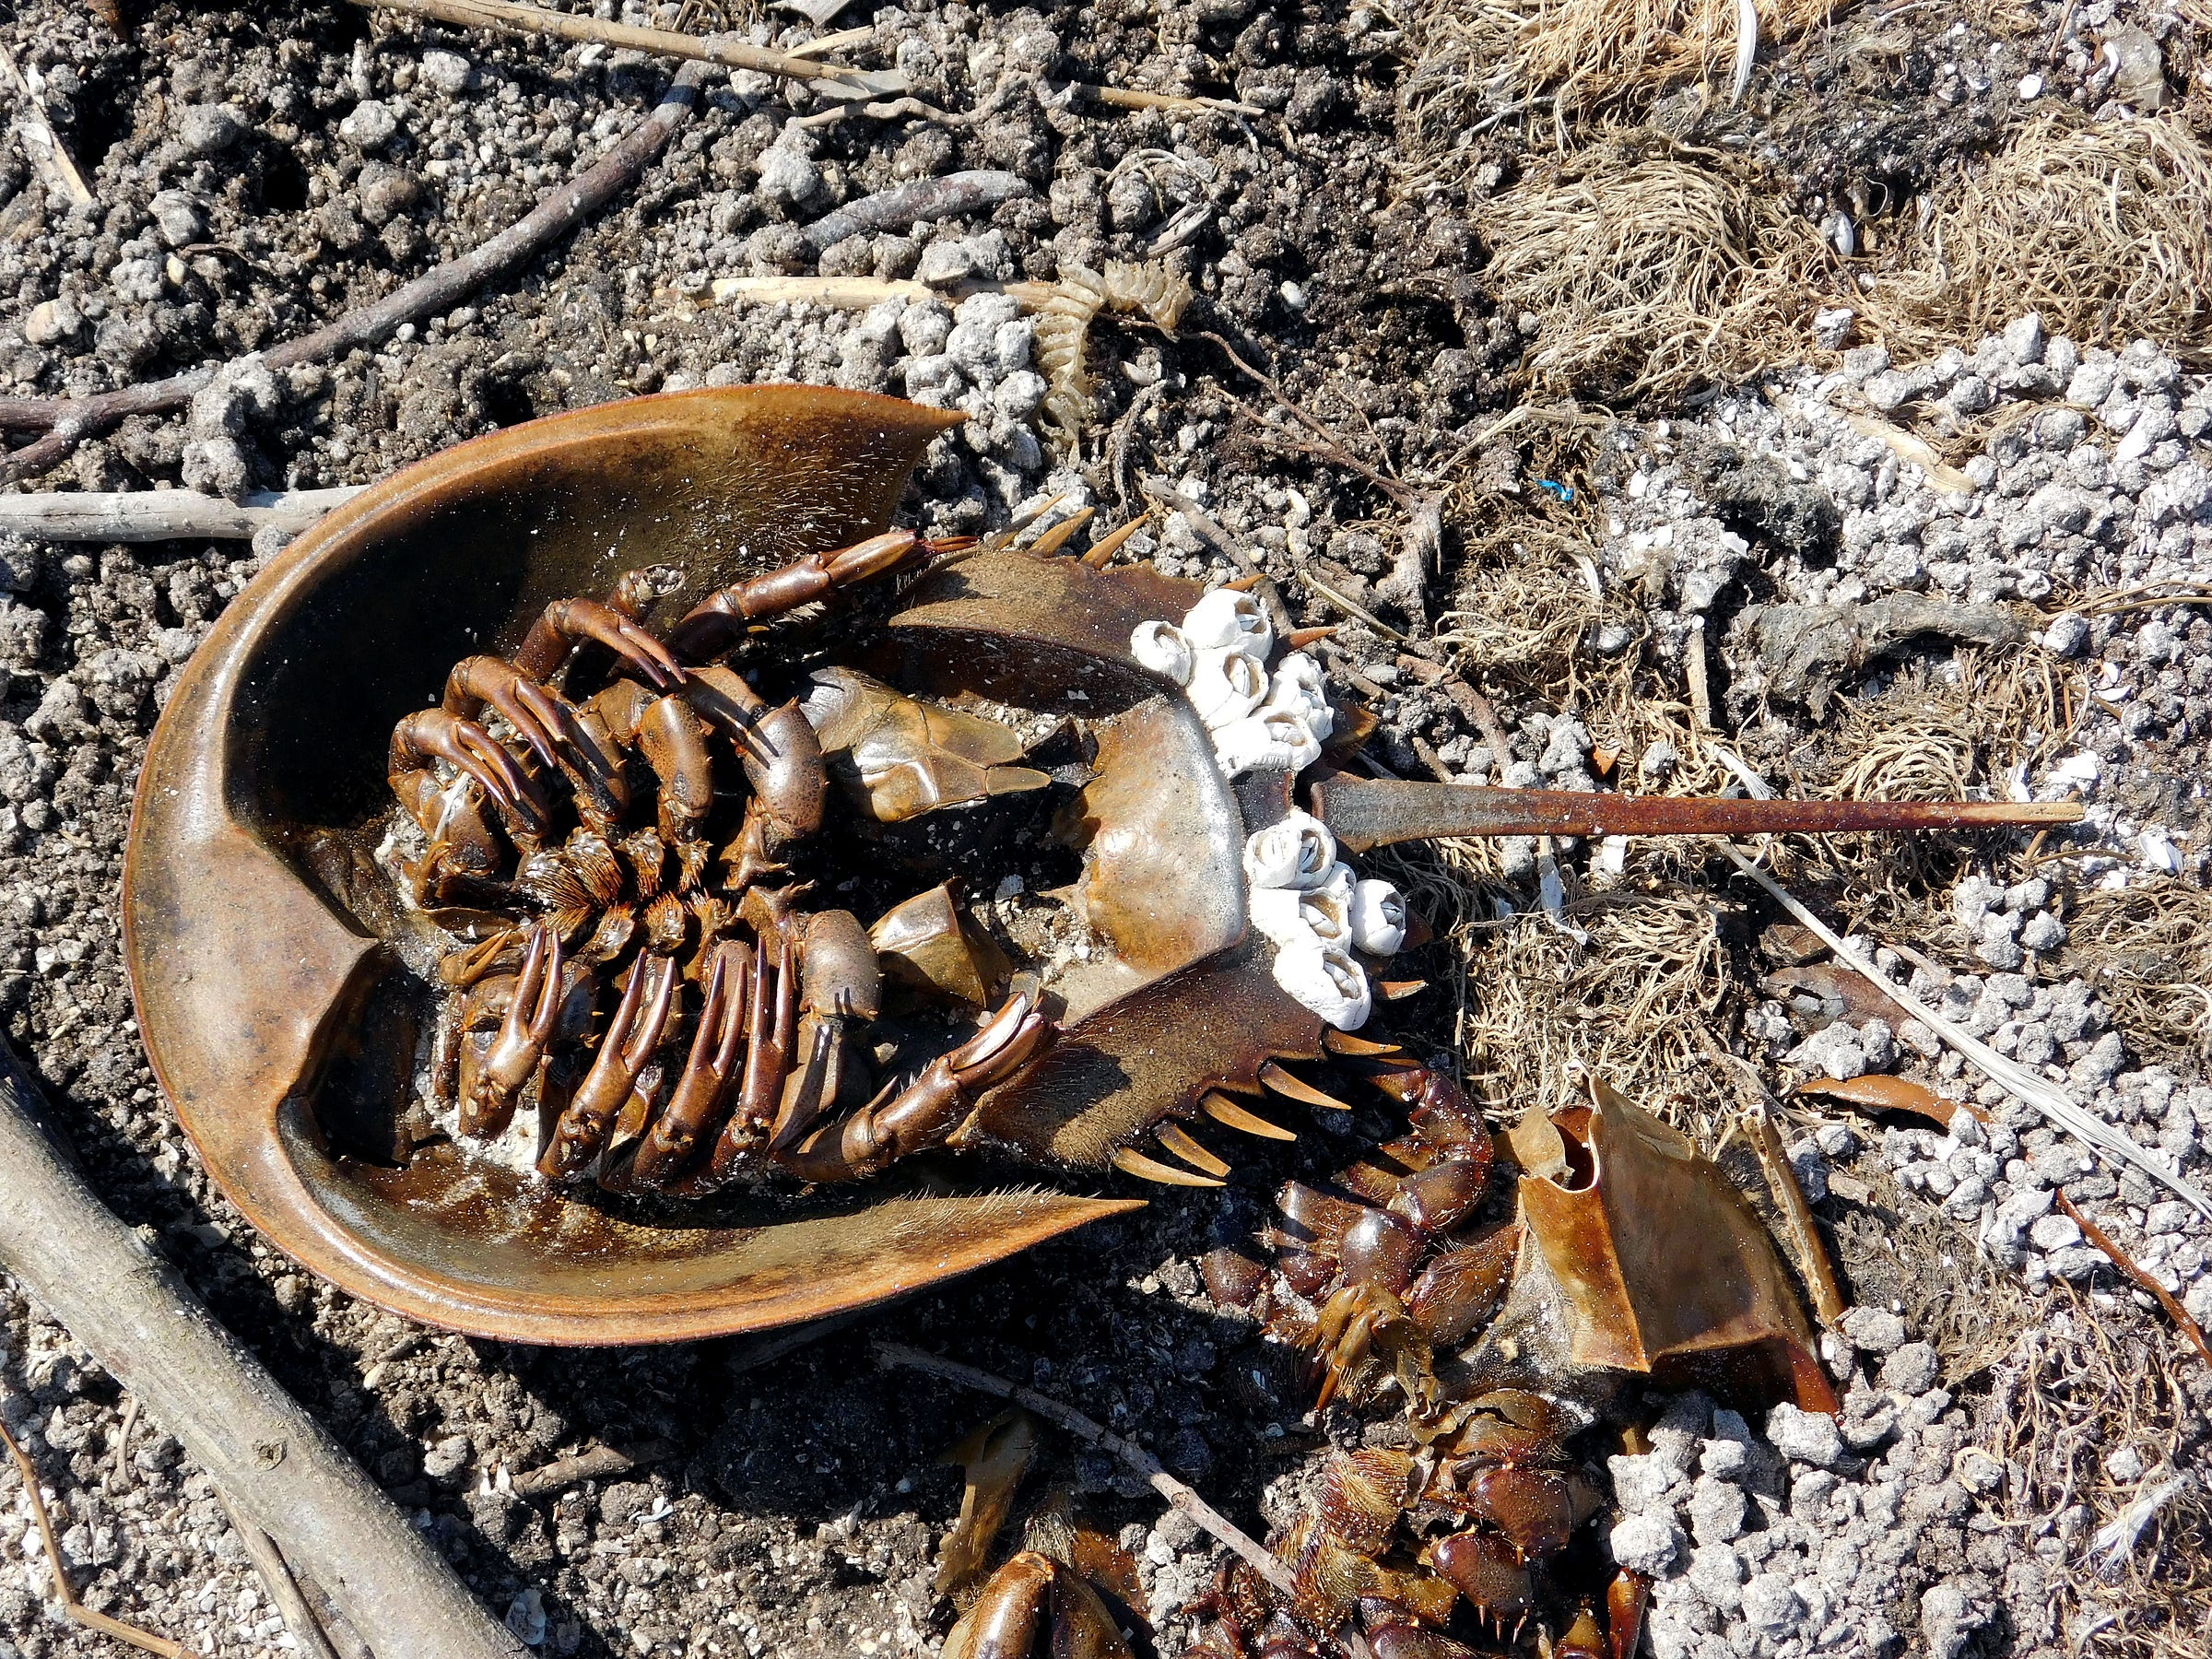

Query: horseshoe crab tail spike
[1284,625,1335,649]
[1081,518,1147,568]
[1322,1030,1403,1057]
[1203,1092,1297,1141]
[1157,1124,1231,1177]
[1260,1061,1353,1112]
[1026,507,1095,556]
[1111,1146,1227,1188]
[1306,772,2087,854]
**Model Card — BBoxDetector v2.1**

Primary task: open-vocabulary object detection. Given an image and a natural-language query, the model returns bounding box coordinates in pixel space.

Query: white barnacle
[1213,708,1323,777]
[1187,646,1267,730]
[1348,878,1407,955]
[1182,588,1273,660]
[1129,619,1194,684]
[1247,870,1349,948]
[1242,809,1335,889]
[1271,936,1371,1030]
[1262,651,1334,744]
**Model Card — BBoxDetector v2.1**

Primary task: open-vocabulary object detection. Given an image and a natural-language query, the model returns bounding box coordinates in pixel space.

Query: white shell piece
[1129,619,1194,684]
[1213,709,1323,777]
[1299,883,1351,946]
[1187,647,1267,729]
[1242,809,1336,889]
[1270,937,1371,1030]
[1182,588,1273,659]
[1348,878,1407,954]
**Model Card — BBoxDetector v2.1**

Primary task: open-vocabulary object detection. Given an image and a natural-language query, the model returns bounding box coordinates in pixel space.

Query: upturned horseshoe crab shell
[122,386,1330,1344]
[124,384,2079,1347]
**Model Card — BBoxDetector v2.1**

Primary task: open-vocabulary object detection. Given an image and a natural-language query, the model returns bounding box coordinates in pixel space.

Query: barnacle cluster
[1127,588,1408,1029]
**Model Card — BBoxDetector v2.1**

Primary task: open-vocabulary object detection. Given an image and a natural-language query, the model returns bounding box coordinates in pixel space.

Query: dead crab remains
[123,387,2080,1657]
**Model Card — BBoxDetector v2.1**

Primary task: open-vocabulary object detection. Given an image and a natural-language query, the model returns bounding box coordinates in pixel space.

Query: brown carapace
[123,384,2075,1358]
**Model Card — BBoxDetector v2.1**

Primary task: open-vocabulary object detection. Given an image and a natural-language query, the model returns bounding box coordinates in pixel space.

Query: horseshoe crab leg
[389,708,547,836]
[774,994,1052,1182]
[629,940,750,1189]
[449,654,635,828]
[459,924,566,1138]
[512,595,683,688]
[539,952,679,1180]
[665,529,974,663]
[682,931,798,1190]
[1306,772,2085,853]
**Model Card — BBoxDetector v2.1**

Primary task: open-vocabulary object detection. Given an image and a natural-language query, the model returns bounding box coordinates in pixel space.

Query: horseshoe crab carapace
[121,386,2081,1346]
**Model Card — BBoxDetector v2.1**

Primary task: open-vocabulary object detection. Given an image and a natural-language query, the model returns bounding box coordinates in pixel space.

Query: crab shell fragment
[124,386,1334,1344]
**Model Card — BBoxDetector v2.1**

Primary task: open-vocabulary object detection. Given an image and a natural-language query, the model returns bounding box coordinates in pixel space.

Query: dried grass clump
[1471,136,1840,400]
[1870,116,2212,362]
[1436,528,1609,690]
[1979,1290,2212,1658]
[1398,0,1839,148]
[2064,882,2212,1064]
[1452,882,1740,1125]
[1782,650,2066,910]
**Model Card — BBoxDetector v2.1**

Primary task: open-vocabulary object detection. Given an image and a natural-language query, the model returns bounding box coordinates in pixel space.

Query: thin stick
[350,0,888,91]
[0,63,711,485]
[1080,84,1265,117]
[0,1039,529,1659]
[1685,616,1713,731]
[510,1438,674,1500]
[708,274,937,307]
[1718,842,2212,1217]
[872,1340,1296,1598]
[216,1493,345,1659]
[0,44,94,207]
[0,486,362,542]
[1,1417,183,1657]
[2053,1192,2212,1371]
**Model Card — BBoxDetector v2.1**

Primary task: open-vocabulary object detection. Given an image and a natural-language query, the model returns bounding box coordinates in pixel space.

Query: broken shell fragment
[1128,619,1194,684]
[1182,587,1273,659]
[868,882,1010,1006]
[1214,708,1324,777]
[1349,878,1407,955]
[1263,652,1335,743]
[1271,936,1372,1030]
[1187,646,1268,730]
[1243,809,1336,889]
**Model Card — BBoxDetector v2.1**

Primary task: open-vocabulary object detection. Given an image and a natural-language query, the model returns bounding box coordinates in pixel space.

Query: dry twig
[2054,1192,2212,1372]
[0,486,362,542]
[872,1340,1296,1598]
[0,1417,182,1656]
[1719,843,2212,1217]
[215,1493,346,1659]
[352,0,892,92]
[0,43,93,207]
[0,63,712,486]
[0,1040,529,1659]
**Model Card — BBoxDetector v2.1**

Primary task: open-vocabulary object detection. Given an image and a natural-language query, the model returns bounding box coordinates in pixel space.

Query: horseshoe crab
[122,386,2078,1346]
